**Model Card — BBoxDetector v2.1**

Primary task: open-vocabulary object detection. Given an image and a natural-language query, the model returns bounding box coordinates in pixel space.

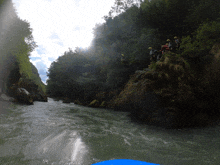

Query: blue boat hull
[92,159,160,165]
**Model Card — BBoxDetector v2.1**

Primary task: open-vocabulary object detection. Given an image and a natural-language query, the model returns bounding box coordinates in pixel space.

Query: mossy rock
[89,99,100,107]
[16,88,34,105]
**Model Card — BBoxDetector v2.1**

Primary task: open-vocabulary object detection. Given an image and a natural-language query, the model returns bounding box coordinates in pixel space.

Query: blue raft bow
[92,159,160,165]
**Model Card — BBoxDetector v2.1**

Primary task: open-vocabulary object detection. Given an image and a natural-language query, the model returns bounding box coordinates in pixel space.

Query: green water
[0,98,220,165]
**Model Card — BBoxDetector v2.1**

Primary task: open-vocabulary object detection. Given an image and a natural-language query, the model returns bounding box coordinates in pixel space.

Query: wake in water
[37,130,87,165]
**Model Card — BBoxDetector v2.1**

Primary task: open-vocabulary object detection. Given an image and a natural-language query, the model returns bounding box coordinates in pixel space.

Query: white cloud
[12,0,115,83]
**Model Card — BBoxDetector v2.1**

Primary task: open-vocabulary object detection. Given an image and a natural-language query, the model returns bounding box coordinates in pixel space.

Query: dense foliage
[46,0,220,105]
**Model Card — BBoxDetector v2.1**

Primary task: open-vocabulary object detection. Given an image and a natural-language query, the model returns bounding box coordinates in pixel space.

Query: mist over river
[0,98,220,165]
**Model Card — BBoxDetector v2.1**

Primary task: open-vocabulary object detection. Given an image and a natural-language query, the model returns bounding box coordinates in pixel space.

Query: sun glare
[11,0,114,83]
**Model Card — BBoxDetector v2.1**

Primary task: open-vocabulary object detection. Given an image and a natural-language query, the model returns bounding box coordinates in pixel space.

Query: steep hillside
[0,0,47,104]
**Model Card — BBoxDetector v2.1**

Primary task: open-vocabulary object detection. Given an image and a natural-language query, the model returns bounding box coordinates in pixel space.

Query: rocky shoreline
[0,85,47,105]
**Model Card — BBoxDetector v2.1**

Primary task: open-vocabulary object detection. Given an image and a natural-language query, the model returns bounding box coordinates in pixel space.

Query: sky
[12,0,116,84]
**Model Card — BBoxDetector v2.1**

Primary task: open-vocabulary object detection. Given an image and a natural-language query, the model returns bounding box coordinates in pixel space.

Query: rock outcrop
[9,78,47,104]
[109,69,176,128]
[15,88,33,105]
[16,78,47,102]
[109,51,220,128]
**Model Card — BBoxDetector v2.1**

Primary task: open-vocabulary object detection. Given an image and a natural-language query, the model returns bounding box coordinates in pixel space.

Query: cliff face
[108,69,172,127]
[109,68,179,128]
[109,47,220,129]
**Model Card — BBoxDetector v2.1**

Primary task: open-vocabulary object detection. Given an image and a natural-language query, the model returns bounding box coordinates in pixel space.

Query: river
[0,98,220,165]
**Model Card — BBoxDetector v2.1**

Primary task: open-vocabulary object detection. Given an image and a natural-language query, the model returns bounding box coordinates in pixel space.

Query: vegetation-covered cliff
[46,0,220,128]
[0,0,47,104]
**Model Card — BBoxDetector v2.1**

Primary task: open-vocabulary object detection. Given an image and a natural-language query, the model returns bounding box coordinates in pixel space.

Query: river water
[0,98,220,165]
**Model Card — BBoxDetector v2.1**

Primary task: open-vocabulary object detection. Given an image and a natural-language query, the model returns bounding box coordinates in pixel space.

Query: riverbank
[56,48,220,129]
